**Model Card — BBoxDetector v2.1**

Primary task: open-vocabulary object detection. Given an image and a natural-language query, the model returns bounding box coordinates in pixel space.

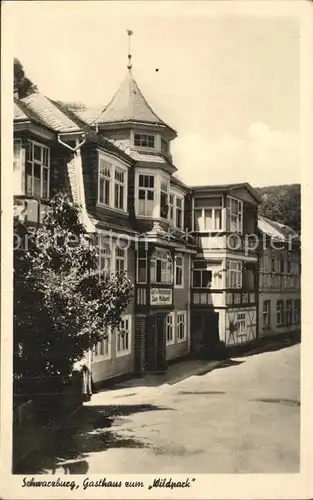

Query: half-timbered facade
[190,184,261,355]
[258,216,301,337]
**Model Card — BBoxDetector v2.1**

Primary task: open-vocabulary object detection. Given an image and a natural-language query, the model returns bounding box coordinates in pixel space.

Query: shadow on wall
[14,403,174,475]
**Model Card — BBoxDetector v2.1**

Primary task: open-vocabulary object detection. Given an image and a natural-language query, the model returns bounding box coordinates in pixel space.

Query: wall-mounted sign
[150,288,172,306]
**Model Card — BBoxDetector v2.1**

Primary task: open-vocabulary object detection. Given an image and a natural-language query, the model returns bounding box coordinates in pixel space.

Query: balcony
[193,233,258,257]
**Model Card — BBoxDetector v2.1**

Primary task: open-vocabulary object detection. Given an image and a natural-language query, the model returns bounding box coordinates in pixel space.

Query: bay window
[175,254,184,287]
[98,156,127,211]
[26,140,50,199]
[138,174,155,216]
[227,196,243,233]
[193,197,222,232]
[151,248,173,284]
[226,260,242,289]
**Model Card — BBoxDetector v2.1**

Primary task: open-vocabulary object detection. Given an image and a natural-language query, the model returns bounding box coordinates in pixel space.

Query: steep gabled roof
[20,93,81,133]
[94,72,176,133]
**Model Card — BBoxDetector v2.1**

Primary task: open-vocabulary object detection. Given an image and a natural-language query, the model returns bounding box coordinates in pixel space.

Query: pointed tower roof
[95,72,176,136]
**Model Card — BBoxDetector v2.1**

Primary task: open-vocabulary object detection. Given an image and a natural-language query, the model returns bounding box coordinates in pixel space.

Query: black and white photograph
[1,0,312,498]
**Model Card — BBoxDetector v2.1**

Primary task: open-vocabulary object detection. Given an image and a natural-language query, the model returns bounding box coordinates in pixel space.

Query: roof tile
[20,93,81,133]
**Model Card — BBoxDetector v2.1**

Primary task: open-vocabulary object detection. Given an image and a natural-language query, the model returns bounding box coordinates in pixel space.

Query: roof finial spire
[127,29,133,72]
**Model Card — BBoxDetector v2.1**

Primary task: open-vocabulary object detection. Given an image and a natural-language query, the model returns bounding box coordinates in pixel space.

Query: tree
[14,58,38,99]
[14,194,133,403]
[55,100,86,110]
[257,184,301,232]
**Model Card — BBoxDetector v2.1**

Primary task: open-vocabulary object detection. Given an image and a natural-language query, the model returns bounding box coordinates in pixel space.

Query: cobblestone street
[17,343,300,475]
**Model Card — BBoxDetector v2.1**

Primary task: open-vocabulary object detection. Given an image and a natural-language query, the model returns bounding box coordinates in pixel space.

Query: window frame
[237,312,246,335]
[262,299,271,329]
[176,311,187,343]
[227,196,243,233]
[116,315,132,357]
[166,312,175,345]
[115,245,127,274]
[150,248,173,285]
[276,299,284,326]
[98,153,128,213]
[98,235,112,281]
[285,298,293,326]
[134,133,155,149]
[136,248,148,284]
[26,140,50,199]
[137,172,155,217]
[174,254,184,288]
[226,260,243,289]
[92,329,112,361]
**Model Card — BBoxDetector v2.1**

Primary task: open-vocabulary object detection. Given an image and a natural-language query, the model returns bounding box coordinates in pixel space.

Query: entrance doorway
[145,313,167,372]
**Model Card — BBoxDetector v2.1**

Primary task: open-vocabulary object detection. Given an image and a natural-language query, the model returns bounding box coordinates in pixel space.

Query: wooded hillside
[256,184,301,232]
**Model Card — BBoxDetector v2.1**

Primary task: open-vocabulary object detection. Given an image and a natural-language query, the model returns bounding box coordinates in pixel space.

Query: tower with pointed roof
[90,32,177,169]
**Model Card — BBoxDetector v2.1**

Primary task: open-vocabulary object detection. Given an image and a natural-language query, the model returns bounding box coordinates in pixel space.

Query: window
[287,259,292,274]
[14,139,22,172]
[286,299,293,326]
[136,248,147,283]
[166,313,175,345]
[26,140,50,199]
[226,261,242,289]
[294,299,301,324]
[151,248,173,284]
[227,197,243,233]
[237,312,246,335]
[93,330,111,360]
[193,197,222,232]
[116,315,131,356]
[134,134,155,148]
[98,236,112,280]
[115,246,126,273]
[176,312,186,342]
[161,137,169,153]
[276,300,284,326]
[138,174,155,216]
[114,168,125,210]
[99,159,111,205]
[263,300,271,329]
[192,260,213,288]
[279,254,285,273]
[169,192,184,229]
[160,178,169,218]
[98,158,127,211]
[175,254,184,287]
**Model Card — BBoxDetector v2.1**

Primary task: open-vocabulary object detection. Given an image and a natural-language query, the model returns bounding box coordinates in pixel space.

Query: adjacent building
[258,216,301,337]
[13,63,301,386]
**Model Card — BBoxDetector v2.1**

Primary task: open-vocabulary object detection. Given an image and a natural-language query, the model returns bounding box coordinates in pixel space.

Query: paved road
[18,344,300,474]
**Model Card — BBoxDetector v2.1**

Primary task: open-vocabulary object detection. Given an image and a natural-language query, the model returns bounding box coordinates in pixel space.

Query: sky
[8,1,300,187]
